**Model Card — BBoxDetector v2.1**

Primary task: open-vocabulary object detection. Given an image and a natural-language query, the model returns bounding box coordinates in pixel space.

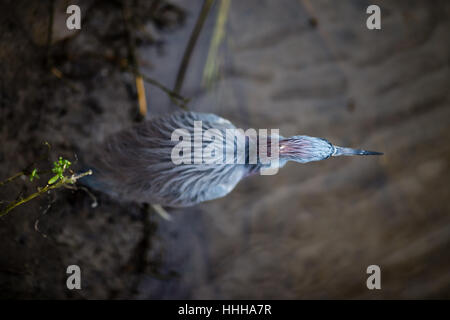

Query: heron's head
[279,135,382,164]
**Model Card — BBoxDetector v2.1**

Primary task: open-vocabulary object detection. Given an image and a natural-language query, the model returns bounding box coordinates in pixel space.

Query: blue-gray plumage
[83,111,382,207]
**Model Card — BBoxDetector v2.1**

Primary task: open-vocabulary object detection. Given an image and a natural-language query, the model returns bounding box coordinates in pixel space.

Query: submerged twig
[135,71,190,110]
[174,0,214,94]
[122,1,148,117]
[135,75,148,117]
[203,0,230,87]
[0,172,24,188]
[151,204,172,221]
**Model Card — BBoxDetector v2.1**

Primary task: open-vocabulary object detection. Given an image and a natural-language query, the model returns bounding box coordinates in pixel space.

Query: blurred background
[0,0,449,299]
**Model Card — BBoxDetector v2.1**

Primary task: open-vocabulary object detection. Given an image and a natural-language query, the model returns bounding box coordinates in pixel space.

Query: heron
[82,111,382,207]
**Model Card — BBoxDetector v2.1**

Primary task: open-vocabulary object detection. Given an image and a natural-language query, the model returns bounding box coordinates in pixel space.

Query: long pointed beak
[332,146,383,157]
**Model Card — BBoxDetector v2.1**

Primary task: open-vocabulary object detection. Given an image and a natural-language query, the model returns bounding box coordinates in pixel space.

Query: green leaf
[51,157,72,177]
[29,168,40,182]
[48,175,59,185]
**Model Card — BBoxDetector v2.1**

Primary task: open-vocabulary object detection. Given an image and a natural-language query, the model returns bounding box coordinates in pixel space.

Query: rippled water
[135,0,450,298]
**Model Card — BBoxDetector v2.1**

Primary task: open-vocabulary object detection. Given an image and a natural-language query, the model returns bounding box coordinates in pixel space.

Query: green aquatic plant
[48,157,72,185]
[0,150,92,218]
